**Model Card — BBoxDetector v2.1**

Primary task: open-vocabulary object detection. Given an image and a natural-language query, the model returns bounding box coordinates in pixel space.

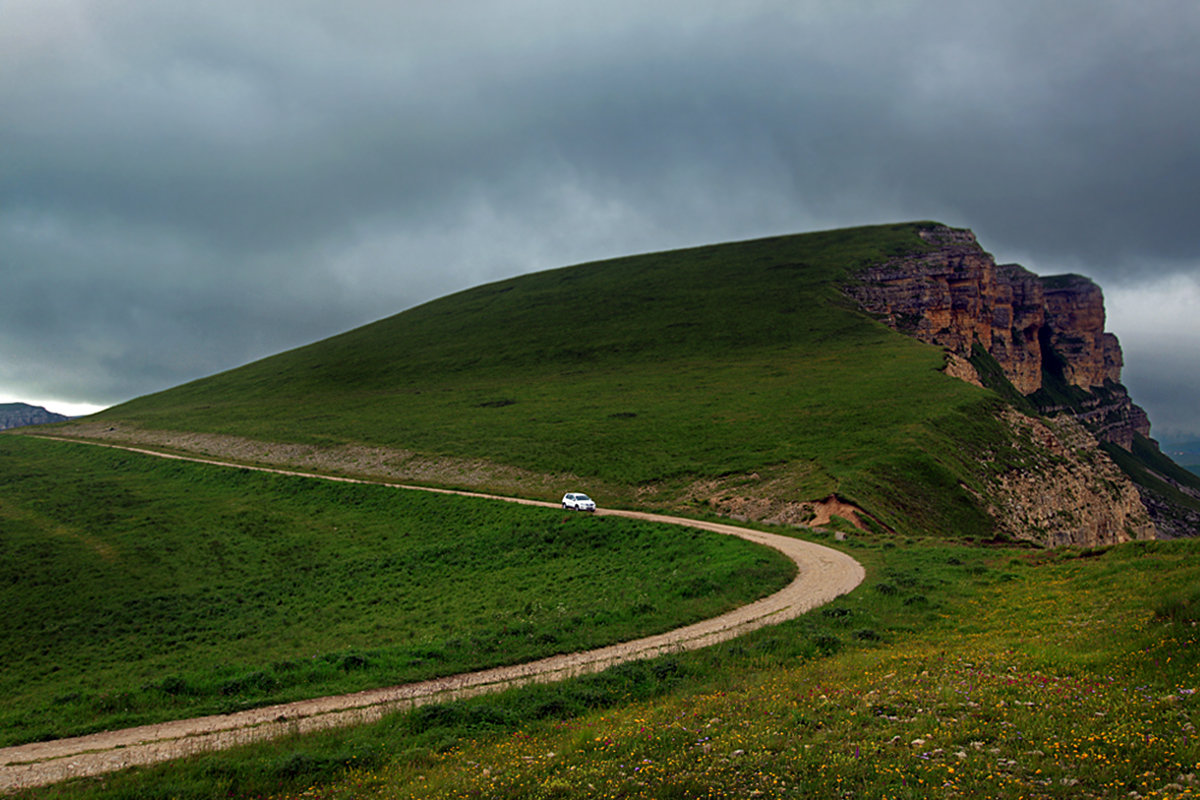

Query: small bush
[1155,586,1200,623]
[407,703,462,734]
[652,657,684,681]
[338,653,370,672]
[219,671,277,696]
[813,634,842,655]
[158,676,193,696]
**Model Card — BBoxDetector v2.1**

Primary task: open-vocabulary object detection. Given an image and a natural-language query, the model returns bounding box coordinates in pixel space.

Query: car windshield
[577,495,592,502]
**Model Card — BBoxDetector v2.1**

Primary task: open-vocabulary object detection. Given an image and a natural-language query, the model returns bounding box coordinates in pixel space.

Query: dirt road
[0,436,865,792]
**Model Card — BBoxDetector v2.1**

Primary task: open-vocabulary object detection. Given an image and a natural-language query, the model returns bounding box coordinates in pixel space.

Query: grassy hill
[13,223,1200,798]
[78,222,1010,540]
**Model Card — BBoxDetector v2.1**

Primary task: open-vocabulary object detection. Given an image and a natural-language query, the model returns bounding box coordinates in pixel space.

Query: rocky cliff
[847,224,1198,544]
[847,225,1149,447]
[1039,274,1124,391]
[847,227,1043,394]
[0,403,68,431]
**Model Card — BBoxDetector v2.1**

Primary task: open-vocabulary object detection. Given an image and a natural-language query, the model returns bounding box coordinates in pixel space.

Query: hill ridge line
[1,433,865,791]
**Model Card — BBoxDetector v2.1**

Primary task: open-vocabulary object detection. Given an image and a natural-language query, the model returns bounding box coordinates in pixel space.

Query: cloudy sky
[4,1,1198,438]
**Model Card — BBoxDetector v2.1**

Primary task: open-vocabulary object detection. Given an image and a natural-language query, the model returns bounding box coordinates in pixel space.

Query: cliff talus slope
[987,410,1156,546]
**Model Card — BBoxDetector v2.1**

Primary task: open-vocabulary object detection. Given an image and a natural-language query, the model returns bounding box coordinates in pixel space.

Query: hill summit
[50,222,1199,544]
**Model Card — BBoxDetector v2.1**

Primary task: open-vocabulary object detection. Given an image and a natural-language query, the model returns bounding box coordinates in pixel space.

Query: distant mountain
[0,403,68,430]
[1155,439,1200,478]
[1161,438,1200,460]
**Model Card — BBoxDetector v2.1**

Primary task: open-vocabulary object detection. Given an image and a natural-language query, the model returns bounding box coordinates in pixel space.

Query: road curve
[0,436,865,792]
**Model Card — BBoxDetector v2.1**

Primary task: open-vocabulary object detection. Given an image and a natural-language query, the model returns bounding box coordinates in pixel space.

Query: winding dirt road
[0,436,865,792]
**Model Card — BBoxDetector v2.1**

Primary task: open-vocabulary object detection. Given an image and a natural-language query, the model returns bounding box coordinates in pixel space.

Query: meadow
[22,533,1199,799]
[0,435,792,747]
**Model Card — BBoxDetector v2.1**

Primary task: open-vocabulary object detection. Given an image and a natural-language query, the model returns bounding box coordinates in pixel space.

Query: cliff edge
[847,226,1146,444]
[847,224,1199,542]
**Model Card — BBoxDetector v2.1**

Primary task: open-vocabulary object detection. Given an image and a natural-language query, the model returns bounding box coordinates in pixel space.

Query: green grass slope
[31,536,1200,800]
[85,222,1008,539]
[0,435,790,746]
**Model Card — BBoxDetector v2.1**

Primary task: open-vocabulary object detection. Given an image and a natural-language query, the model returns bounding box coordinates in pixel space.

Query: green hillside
[80,222,1009,540]
[14,224,1200,798]
[0,435,790,746]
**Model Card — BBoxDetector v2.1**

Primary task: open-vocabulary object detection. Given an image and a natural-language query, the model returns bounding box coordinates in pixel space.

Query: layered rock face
[847,225,1149,446]
[846,224,1190,546]
[1040,275,1124,390]
[848,227,1042,392]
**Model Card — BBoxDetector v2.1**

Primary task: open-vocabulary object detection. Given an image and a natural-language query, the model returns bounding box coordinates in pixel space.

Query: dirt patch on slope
[676,471,888,533]
[49,421,593,500]
[807,495,871,528]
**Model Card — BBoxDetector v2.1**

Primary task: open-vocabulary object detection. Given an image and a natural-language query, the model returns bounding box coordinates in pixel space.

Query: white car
[561,492,596,512]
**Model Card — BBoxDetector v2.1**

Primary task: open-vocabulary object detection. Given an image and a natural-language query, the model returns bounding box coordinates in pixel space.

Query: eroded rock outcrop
[847,225,1149,446]
[846,224,1196,544]
[1035,381,1151,451]
[676,479,889,533]
[1040,275,1124,390]
[984,409,1157,546]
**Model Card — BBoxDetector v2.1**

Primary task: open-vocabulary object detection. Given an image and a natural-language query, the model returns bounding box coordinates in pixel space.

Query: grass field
[0,435,792,747]
[72,222,1014,540]
[24,535,1199,799]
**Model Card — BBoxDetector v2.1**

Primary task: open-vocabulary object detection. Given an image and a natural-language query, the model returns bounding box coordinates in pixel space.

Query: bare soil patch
[49,421,594,500]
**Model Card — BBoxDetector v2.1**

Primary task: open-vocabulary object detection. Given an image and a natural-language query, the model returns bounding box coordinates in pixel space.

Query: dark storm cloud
[3,1,1198,430]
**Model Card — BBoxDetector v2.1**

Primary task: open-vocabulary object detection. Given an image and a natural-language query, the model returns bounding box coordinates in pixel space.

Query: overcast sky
[3,1,1198,438]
